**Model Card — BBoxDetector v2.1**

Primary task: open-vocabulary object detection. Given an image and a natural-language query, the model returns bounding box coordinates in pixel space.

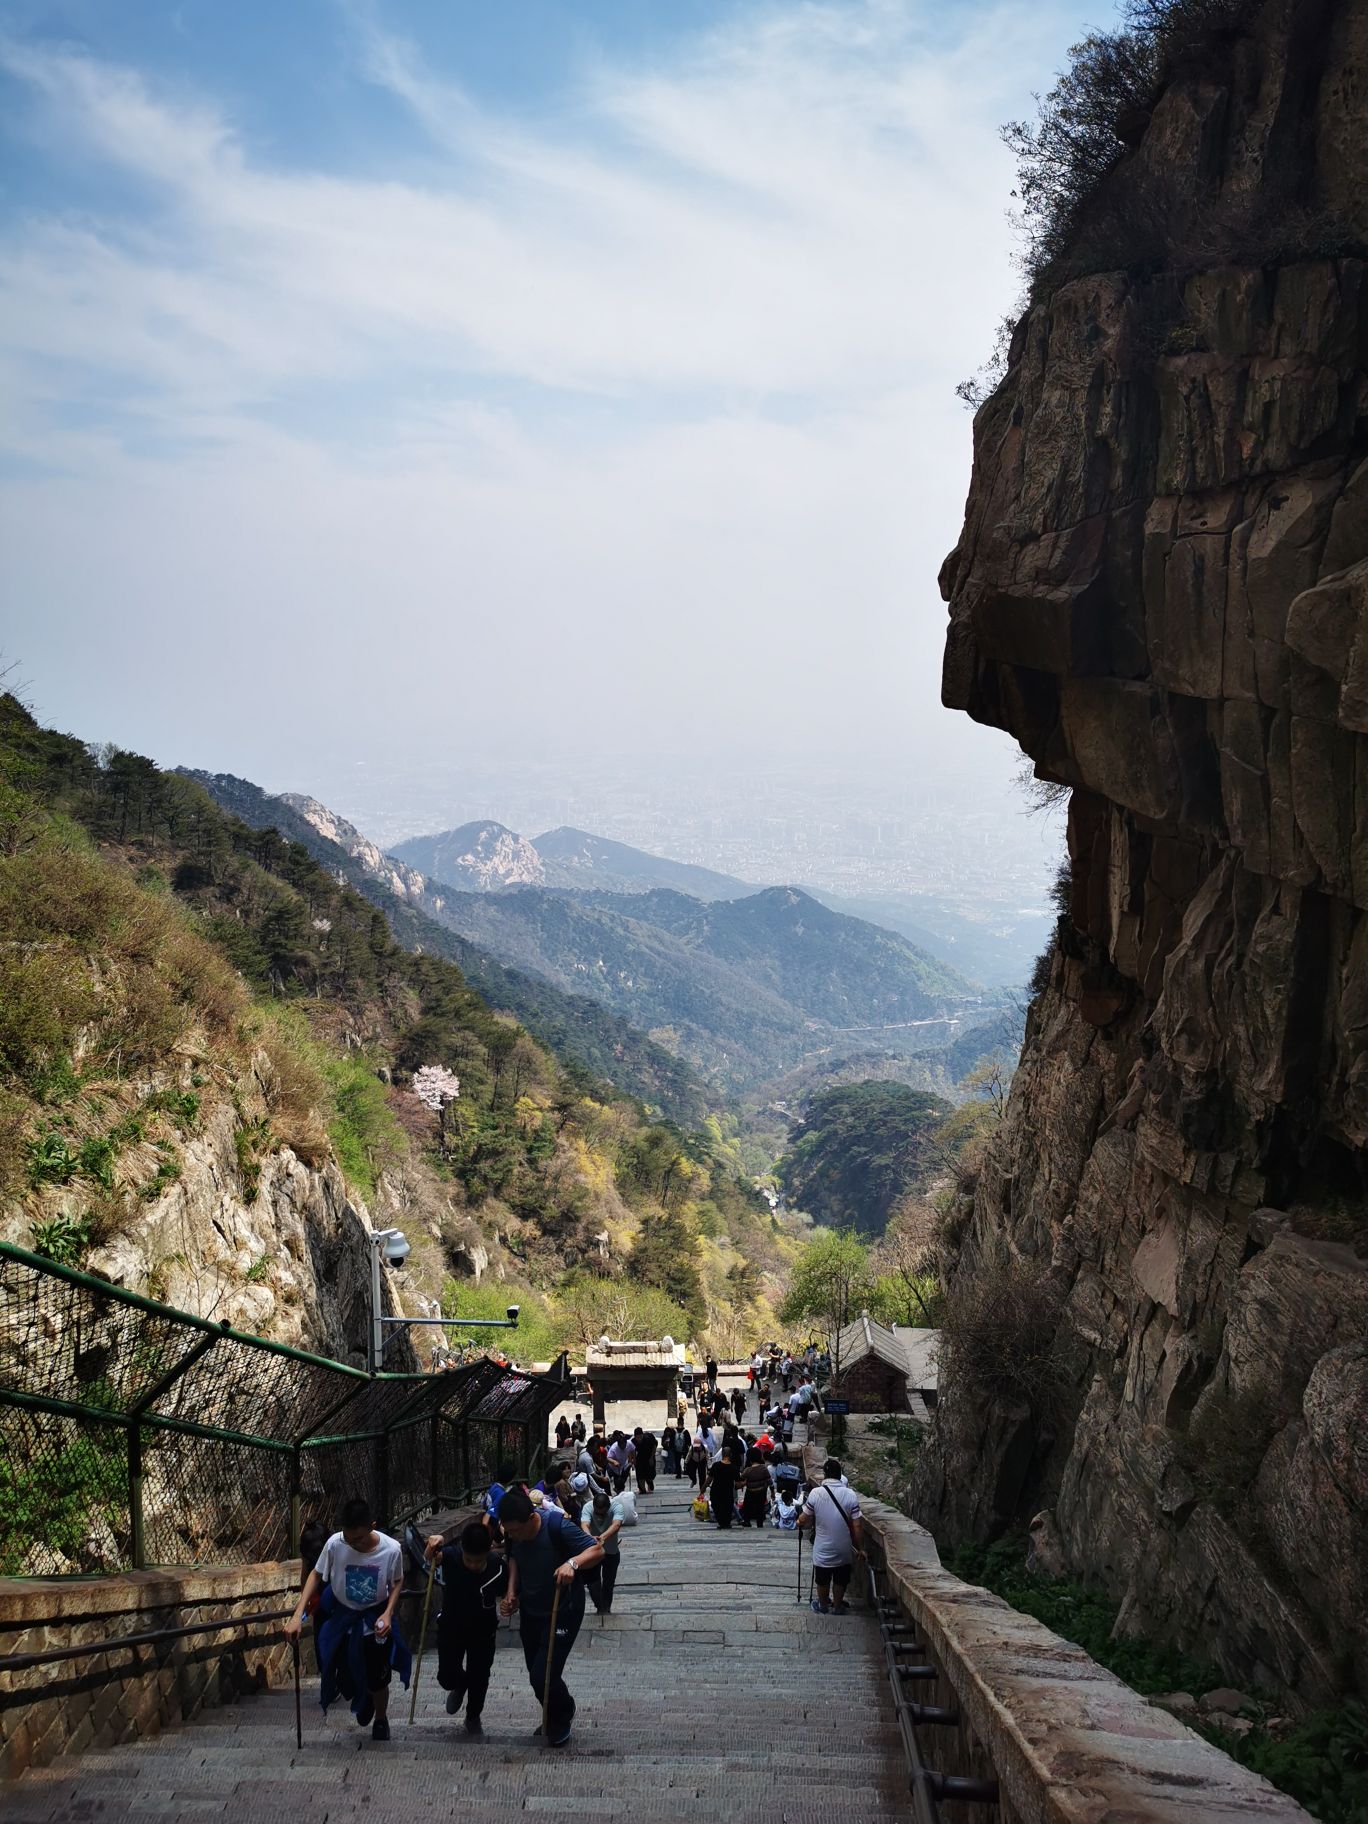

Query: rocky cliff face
[2,1052,415,1370]
[919,0,1368,1707]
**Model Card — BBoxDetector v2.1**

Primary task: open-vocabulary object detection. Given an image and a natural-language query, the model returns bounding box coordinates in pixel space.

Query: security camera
[382,1235,411,1265]
[506,1305,520,1323]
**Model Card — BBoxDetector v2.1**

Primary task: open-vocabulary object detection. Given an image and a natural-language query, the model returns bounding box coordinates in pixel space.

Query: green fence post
[376,1432,390,1531]
[289,1445,302,1555]
[128,1424,145,1570]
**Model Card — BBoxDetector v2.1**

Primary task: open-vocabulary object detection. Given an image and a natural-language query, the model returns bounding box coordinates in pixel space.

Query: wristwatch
[568,1556,579,1573]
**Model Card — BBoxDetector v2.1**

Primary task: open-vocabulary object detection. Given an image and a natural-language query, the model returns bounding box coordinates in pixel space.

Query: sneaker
[832,1601,851,1615]
[356,1696,375,1727]
[810,1598,829,1614]
[464,1713,483,1735]
[445,1689,462,1716]
[371,1718,391,1742]
[547,1696,575,1746]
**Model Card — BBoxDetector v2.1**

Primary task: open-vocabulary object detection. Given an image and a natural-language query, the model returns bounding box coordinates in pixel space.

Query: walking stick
[408,1555,439,1725]
[541,1581,563,1739]
[796,1525,803,1604]
[291,1636,302,1751]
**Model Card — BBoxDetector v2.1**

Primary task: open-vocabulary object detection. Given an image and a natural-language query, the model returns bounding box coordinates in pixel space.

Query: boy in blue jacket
[285,1497,410,1741]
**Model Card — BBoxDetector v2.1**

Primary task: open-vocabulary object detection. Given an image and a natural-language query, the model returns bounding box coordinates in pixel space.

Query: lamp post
[366,1226,520,1372]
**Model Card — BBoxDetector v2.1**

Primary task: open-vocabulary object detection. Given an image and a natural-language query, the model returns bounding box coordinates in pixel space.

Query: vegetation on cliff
[0,695,800,1358]
[776,1078,1004,1238]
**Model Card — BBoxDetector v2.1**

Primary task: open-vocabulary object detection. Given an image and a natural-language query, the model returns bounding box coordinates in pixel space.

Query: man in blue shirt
[497,1487,603,1746]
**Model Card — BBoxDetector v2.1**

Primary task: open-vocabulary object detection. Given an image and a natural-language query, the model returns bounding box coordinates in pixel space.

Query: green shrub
[144,1088,201,1132]
[946,1535,1216,1694]
[30,1054,80,1104]
[322,1055,402,1199]
[139,1142,181,1204]
[27,1128,77,1186]
[28,1210,94,1267]
[77,1134,117,1190]
[1213,1702,1368,1824]
[0,1424,128,1575]
[233,1119,270,1201]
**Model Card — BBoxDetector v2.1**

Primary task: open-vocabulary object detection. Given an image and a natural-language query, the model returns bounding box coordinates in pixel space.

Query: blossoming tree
[411,1063,460,1152]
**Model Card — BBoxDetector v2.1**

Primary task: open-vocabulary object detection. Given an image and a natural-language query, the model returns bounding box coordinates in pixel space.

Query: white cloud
[0,0,1085,789]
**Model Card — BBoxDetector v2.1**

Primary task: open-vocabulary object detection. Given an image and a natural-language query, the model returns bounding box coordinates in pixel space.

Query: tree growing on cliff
[411,1063,460,1151]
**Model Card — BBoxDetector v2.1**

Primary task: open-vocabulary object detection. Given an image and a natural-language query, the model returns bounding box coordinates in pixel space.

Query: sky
[0,0,1102,813]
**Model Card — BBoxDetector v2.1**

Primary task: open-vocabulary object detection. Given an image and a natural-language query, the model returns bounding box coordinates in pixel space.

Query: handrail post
[128,1423,145,1571]
[376,1431,390,1531]
[289,1445,302,1555]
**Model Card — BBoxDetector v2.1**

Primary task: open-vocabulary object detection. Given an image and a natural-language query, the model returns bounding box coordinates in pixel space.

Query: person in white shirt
[798,1459,863,1615]
[284,1497,406,1739]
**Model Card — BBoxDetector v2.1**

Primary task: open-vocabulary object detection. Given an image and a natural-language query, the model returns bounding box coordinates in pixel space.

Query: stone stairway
[11,1412,910,1821]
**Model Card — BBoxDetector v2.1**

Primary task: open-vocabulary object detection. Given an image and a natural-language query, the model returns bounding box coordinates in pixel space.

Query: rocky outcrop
[919,0,1368,1707]
[3,1060,414,1368]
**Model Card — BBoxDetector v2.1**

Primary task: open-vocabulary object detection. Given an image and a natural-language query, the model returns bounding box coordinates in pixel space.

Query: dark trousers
[519,1602,583,1737]
[437,1622,496,1719]
[587,1554,620,1613]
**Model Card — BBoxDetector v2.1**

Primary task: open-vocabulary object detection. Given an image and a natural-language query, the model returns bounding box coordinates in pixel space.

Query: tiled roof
[831,1312,939,1390]
[585,1339,687,1370]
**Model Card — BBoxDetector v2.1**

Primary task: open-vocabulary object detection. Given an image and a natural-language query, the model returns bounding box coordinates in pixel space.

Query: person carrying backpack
[498,1487,603,1747]
[798,1460,863,1615]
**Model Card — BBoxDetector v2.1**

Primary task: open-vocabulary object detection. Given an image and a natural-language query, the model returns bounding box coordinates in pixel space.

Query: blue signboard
[824,1399,851,1415]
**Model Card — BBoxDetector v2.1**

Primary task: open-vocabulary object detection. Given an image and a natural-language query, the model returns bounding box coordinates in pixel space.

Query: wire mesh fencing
[0,1240,566,1577]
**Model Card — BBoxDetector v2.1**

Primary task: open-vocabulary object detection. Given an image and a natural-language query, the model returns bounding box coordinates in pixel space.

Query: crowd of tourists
[283,1338,860,1752]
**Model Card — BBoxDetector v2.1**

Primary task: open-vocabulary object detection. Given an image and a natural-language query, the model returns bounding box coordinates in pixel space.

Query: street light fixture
[366,1226,521,1373]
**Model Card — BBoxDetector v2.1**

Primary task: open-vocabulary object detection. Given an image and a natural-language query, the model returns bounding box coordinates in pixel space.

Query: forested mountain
[776,1082,953,1235]
[403,881,978,1090]
[196,778,979,1094]
[5,698,794,1368]
[183,772,711,1127]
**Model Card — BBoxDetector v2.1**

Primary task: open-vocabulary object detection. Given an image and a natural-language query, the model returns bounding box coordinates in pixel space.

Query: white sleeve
[314,1535,337,1582]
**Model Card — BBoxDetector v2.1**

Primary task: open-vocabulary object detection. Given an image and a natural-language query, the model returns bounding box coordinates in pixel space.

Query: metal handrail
[0,1606,297,1674]
[864,1551,1000,1820]
[0,1575,451,1678]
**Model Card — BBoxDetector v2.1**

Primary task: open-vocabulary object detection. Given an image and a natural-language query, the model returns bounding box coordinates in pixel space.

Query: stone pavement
[11,1400,908,1821]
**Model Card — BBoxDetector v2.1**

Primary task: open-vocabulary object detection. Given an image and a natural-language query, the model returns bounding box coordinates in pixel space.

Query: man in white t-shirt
[798,1459,863,1615]
[285,1497,407,1739]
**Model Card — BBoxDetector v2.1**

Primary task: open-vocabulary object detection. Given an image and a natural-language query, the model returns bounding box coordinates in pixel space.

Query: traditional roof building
[829,1312,939,1422]
[583,1336,687,1424]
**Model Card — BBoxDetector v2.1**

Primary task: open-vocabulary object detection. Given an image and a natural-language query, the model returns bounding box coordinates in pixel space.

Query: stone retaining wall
[0,1561,299,1781]
[854,1497,1312,1823]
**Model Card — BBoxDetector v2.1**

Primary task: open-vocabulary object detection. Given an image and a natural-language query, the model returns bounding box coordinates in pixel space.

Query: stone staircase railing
[857,1495,1313,1823]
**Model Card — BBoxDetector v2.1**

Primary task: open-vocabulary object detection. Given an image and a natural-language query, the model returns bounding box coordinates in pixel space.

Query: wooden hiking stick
[541,1581,563,1739]
[291,1636,302,1750]
[408,1557,439,1724]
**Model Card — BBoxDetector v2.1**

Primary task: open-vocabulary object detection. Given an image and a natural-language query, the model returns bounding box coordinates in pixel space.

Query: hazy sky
[1,0,1099,800]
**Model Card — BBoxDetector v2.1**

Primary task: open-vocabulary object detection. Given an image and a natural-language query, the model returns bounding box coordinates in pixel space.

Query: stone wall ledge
[858,1497,1313,1824]
[0,1562,299,1782]
[0,1560,300,1630]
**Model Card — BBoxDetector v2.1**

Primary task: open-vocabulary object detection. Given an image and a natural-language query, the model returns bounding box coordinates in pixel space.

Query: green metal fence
[0,1241,566,1577]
